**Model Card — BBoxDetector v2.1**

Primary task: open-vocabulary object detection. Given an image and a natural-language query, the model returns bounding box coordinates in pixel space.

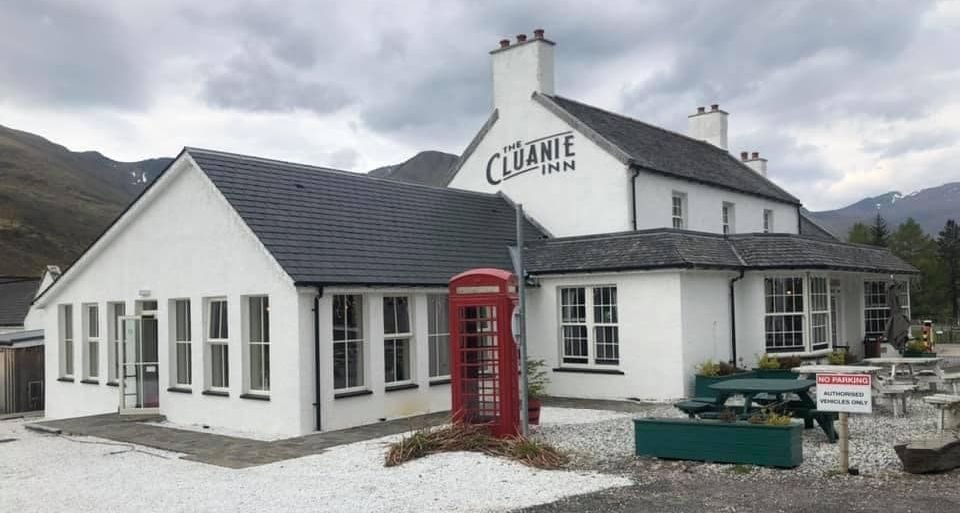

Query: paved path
[27,411,447,468]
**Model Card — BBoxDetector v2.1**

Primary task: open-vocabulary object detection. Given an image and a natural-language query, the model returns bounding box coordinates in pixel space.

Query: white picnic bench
[922,394,960,432]
[863,357,946,416]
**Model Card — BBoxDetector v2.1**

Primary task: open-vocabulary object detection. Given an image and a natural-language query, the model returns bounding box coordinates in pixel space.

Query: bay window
[863,280,910,339]
[383,296,412,385]
[764,275,834,354]
[559,285,619,366]
[333,294,364,390]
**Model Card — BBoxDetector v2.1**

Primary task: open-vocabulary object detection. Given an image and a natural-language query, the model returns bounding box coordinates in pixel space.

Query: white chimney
[741,151,768,177]
[491,29,555,110]
[688,104,728,150]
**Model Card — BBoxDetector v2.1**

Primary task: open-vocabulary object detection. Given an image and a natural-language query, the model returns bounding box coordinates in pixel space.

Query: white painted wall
[525,271,686,401]
[34,156,307,437]
[634,170,799,234]
[316,288,451,431]
[449,101,632,237]
[491,39,554,111]
[680,271,734,394]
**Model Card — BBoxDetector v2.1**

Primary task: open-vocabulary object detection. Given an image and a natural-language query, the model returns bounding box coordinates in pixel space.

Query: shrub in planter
[752,354,799,379]
[634,417,803,468]
[827,351,846,365]
[694,360,753,398]
[526,359,549,425]
[903,340,936,357]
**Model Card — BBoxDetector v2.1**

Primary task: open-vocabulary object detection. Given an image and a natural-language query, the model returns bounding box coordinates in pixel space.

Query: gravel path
[0,414,629,513]
[527,399,960,512]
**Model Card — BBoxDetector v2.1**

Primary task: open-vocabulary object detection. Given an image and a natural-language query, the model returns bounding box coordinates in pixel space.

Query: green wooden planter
[751,368,798,379]
[634,418,803,468]
[694,371,756,398]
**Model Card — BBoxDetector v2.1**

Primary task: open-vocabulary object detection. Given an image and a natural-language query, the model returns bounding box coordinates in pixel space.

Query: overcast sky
[1,0,958,210]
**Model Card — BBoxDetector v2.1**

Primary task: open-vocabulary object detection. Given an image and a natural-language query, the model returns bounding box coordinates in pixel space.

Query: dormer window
[763,209,774,233]
[671,192,686,229]
[722,202,735,234]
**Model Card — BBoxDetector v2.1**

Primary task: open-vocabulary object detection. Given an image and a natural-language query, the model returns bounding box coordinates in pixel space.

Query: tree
[890,218,947,320]
[938,219,960,321]
[847,222,871,244]
[870,211,889,247]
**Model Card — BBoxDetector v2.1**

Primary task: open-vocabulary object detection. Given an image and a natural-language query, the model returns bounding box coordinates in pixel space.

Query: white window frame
[863,279,910,339]
[763,209,774,233]
[83,303,100,380]
[558,285,620,368]
[60,304,74,378]
[383,296,414,386]
[107,302,125,383]
[763,274,834,355]
[427,294,450,379]
[671,192,687,229]
[333,294,366,392]
[172,299,192,387]
[246,295,270,394]
[722,202,735,235]
[205,298,229,391]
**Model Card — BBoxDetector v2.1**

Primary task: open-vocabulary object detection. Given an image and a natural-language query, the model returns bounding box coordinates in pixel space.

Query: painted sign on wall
[486,131,576,185]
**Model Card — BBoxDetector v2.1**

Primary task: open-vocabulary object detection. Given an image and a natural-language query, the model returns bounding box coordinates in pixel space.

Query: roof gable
[188,148,548,286]
[540,95,801,205]
[0,278,40,326]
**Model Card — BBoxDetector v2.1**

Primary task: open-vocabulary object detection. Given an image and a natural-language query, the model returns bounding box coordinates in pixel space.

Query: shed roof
[0,278,39,326]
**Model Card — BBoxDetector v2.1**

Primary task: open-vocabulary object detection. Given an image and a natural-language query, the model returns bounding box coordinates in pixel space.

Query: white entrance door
[119,315,160,414]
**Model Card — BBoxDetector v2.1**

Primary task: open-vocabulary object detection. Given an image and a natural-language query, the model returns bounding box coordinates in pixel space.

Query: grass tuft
[385,422,568,470]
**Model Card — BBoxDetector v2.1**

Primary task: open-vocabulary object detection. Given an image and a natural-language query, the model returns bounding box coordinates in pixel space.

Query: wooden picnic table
[707,378,838,442]
[790,365,884,377]
[862,357,943,380]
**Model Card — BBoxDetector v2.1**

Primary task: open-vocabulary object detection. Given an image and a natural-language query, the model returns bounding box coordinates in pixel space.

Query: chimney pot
[740,151,748,161]
[751,152,759,159]
[499,39,510,48]
[516,33,527,42]
[697,106,705,114]
[533,28,545,39]
[711,104,719,111]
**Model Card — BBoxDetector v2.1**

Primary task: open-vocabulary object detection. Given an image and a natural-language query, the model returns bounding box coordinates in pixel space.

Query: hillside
[807,183,960,239]
[368,150,459,186]
[0,124,170,275]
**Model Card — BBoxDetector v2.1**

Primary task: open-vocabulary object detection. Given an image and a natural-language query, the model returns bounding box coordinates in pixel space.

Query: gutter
[729,269,745,365]
[630,168,640,230]
[313,287,323,431]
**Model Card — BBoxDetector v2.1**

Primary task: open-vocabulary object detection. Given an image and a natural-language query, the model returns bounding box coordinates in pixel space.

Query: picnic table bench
[922,394,960,432]
[675,378,837,442]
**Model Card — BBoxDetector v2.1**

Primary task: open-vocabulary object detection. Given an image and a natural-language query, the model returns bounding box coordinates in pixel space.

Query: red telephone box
[449,268,520,438]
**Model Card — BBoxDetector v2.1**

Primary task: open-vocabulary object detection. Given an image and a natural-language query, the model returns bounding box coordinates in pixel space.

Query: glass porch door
[119,315,160,413]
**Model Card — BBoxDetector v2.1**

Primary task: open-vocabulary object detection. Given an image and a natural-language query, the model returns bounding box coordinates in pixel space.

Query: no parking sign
[816,374,872,414]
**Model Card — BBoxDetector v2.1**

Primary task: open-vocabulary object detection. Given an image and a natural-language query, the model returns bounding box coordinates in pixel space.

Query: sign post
[512,204,529,436]
[816,373,873,474]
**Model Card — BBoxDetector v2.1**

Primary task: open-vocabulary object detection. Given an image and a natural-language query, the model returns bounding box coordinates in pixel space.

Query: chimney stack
[491,28,555,110]
[743,151,768,177]
[688,104,728,150]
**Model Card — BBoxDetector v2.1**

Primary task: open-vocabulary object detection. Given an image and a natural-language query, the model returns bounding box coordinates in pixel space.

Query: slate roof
[543,95,801,205]
[0,277,39,326]
[799,212,839,241]
[188,148,548,286]
[524,230,917,275]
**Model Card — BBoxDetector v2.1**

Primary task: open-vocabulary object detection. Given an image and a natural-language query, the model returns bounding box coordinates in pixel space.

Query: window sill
[167,386,193,394]
[385,383,419,393]
[764,349,831,358]
[106,381,119,387]
[334,389,373,400]
[429,378,451,386]
[552,367,625,375]
[240,393,270,401]
[57,377,75,383]
[80,378,100,385]
[201,390,230,397]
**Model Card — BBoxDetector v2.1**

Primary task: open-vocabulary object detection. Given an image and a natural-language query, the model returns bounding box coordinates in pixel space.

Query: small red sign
[816,374,871,386]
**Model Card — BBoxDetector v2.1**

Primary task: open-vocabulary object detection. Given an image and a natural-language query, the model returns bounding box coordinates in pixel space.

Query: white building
[32,30,915,436]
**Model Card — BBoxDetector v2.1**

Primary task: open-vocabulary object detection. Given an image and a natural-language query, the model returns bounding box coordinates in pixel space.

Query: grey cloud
[202,52,353,114]
[862,130,958,159]
[0,1,148,109]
